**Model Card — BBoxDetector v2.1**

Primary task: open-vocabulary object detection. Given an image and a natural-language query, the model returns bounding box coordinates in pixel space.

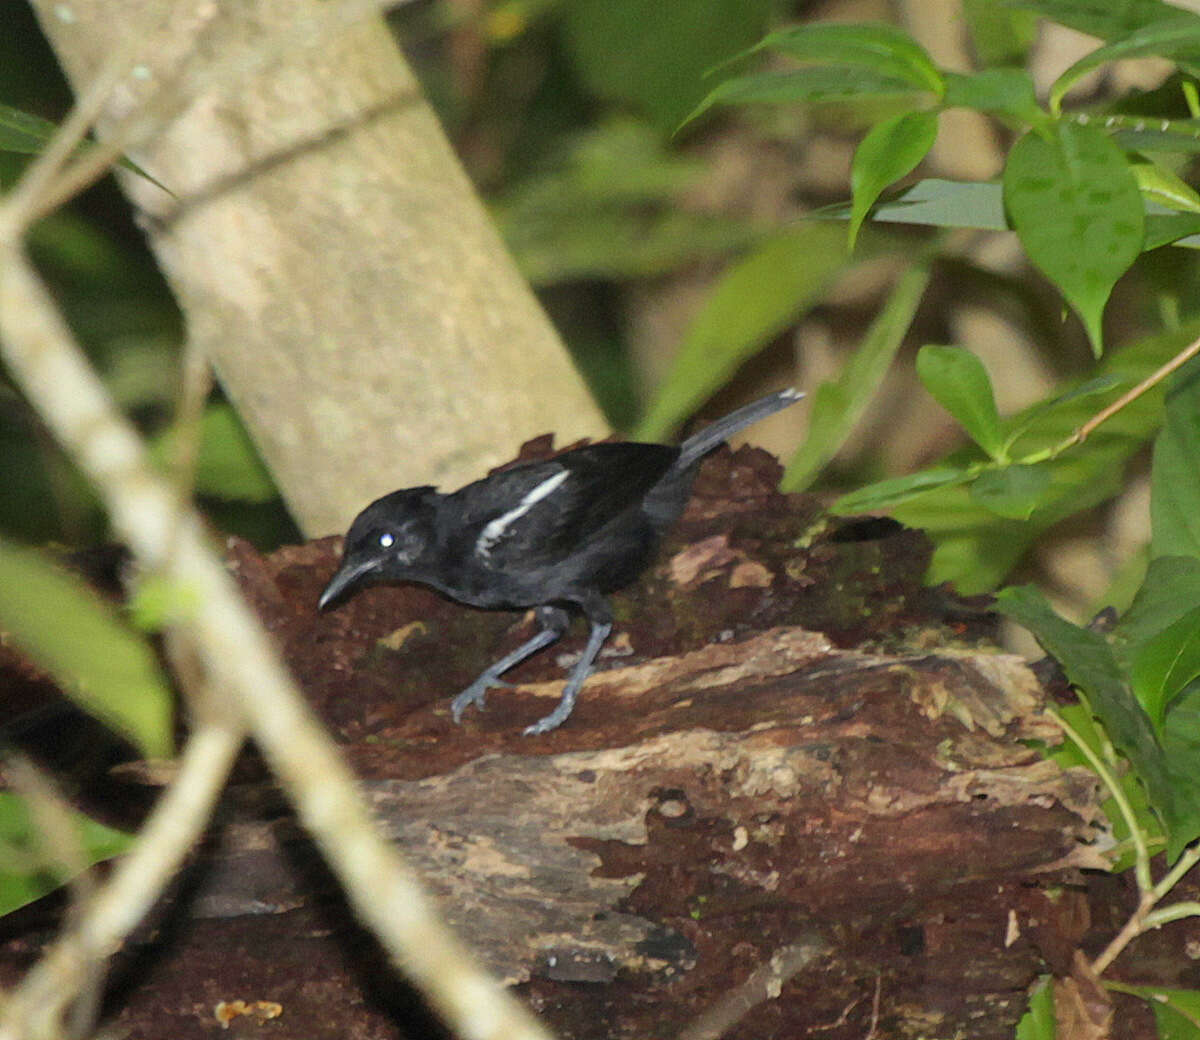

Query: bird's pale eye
[379,532,395,549]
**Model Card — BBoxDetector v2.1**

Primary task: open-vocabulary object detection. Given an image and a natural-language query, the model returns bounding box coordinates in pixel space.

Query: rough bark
[30,0,607,536]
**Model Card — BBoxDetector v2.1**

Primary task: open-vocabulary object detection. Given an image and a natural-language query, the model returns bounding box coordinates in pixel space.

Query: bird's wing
[448,444,678,568]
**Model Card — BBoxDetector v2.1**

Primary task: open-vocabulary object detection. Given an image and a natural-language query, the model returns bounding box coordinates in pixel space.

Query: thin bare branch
[0,723,243,1039]
[0,238,557,1039]
[677,934,826,1040]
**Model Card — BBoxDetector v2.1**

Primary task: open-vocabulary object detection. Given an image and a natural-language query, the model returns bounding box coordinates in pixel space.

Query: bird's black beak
[318,555,381,611]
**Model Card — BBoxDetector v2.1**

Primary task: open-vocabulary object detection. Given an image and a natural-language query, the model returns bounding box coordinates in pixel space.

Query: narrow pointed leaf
[996,585,1178,837]
[783,264,930,489]
[637,224,849,439]
[685,68,922,126]
[748,22,944,93]
[1050,13,1200,113]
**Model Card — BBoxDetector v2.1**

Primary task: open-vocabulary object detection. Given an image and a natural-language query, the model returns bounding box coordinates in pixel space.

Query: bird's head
[318,486,439,610]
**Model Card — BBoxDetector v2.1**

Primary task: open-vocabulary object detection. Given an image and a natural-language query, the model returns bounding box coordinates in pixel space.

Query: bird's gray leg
[450,606,569,722]
[524,596,613,736]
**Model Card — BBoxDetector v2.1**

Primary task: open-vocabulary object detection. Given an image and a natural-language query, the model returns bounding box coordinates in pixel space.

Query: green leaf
[942,67,1043,123]
[833,467,973,513]
[1003,120,1145,356]
[684,67,925,126]
[1132,159,1200,214]
[1111,118,1200,156]
[969,464,1052,519]
[1127,985,1200,1039]
[1047,702,1164,872]
[916,345,1005,458]
[152,403,278,504]
[847,178,1009,231]
[997,585,1190,850]
[561,0,772,134]
[1015,975,1056,1040]
[963,0,1038,67]
[636,224,850,440]
[0,793,132,918]
[1160,684,1200,860]
[848,111,938,248]
[748,22,944,93]
[1114,556,1200,658]
[1145,212,1200,251]
[0,540,173,759]
[1050,13,1200,114]
[1002,374,1123,452]
[887,323,1195,592]
[1151,358,1200,558]
[493,120,758,283]
[995,0,1179,42]
[1129,606,1200,727]
[782,264,931,490]
[0,101,171,195]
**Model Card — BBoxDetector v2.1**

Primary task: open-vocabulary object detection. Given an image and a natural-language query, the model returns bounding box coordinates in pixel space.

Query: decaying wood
[0,448,1114,1039]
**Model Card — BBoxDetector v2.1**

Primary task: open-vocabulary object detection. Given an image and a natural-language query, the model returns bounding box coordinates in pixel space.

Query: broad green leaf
[1114,556,1200,659]
[561,0,772,134]
[996,0,1179,42]
[849,111,937,248]
[637,223,850,440]
[1003,120,1144,356]
[884,323,1195,592]
[0,101,170,195]
[942,68,1042,123]
[1132,159,1200,214]
[1015,975,1056,1040]
[833,467,972,513]
[783,264,931,490]
[0,793,132,918]
[0,540,173,759]
[684,68,924,126]
[747,22,944,93]
[1049,13,1200,114]
[1128,985,1200,1039]
[1151,358,1200,559]
[916,345,1004,458]
[152,403,278,504]
[969,464,1051,519]
[1129,606,1200,727]
[996,585,1178,840]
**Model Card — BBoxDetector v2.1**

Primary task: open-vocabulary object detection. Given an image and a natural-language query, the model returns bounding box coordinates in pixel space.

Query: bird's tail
[675,388,803,469]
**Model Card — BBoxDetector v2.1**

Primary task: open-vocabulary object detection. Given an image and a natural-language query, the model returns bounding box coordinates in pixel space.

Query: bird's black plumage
[319,388,802,734]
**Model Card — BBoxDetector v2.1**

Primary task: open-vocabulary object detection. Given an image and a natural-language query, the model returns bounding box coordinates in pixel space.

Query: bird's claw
[449,675,514,723]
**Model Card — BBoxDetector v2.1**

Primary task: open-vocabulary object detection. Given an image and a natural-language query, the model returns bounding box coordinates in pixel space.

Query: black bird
[319,388,802,734]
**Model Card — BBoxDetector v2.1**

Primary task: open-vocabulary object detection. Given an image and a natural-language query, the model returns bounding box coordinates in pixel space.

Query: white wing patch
[476,470,570,559]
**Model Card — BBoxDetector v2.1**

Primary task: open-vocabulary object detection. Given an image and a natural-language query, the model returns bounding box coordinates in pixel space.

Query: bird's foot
[450,674,514,723]
[522,691,576,736]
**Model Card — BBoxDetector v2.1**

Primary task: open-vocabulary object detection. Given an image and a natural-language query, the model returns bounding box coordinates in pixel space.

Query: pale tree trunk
[30,0,608,536]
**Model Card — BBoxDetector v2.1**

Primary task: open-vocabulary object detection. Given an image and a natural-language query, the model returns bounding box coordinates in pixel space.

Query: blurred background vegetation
[4,0,1200,620]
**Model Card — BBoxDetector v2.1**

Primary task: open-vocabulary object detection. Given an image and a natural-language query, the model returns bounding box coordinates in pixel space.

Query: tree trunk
[30,0,608,536]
